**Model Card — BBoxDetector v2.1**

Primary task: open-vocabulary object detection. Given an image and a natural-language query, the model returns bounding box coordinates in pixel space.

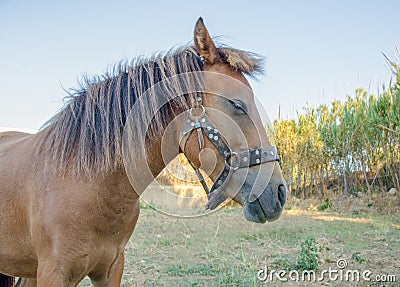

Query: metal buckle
[189,105,206,120]
[225,151,239,171]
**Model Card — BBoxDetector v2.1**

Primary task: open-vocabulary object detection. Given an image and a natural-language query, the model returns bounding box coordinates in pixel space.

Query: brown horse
[0,18,286,286]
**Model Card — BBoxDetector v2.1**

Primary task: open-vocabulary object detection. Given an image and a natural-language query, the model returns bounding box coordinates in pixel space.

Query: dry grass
[78,204,400,286]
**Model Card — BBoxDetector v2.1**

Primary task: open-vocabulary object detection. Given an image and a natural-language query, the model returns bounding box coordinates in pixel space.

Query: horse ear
[194,17,219,64]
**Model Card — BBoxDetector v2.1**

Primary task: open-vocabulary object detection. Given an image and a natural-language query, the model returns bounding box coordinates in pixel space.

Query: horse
[0,18,286,287]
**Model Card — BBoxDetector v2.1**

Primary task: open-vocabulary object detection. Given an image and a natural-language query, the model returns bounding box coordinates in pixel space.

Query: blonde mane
[40,45,264,175]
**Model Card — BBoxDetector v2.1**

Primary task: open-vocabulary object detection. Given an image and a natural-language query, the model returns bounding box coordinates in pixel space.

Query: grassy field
[78,204,399,287]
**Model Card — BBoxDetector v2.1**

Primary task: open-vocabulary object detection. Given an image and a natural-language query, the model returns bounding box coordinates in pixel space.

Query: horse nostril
[277,184,286,205]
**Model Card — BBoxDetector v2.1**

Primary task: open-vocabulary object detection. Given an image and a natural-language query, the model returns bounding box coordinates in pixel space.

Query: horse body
[0,132,38,277]
[0,131,142,285]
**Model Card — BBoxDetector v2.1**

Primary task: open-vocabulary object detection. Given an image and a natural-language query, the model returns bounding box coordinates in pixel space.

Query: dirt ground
[77,195,399,287]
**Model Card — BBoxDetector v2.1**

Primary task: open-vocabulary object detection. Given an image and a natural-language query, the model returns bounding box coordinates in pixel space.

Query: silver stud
[190,122,195,127]
[243,156,248,162]
[270,150,275,156]
[214,129,218,133]
[197,97,202,102]
[256,159,261,164]
[207,126,211,130]
[213,135,218,140]
[218,180,223,185]
[201,118,206,123]
[255,150,260,155]
[224,151,229,156]
[209,134,213,139]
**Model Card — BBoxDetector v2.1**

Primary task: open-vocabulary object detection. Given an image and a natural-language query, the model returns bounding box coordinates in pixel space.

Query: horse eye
[229,99,247,114]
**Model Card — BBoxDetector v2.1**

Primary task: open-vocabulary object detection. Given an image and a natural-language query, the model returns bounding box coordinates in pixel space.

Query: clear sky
[1,0,399,130]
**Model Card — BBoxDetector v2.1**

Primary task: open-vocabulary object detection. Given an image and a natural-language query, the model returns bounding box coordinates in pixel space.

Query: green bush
[295,238,320,271]
[274,54,400,197]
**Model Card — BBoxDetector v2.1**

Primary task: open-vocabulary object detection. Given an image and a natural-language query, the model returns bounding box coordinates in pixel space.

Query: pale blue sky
[1,0,399,130]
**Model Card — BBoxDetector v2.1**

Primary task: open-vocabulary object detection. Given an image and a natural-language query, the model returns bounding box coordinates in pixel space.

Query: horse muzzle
[242,176,287,223]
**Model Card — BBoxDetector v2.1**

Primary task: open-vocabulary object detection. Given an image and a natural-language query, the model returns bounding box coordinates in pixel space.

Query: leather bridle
[180,97,280,210]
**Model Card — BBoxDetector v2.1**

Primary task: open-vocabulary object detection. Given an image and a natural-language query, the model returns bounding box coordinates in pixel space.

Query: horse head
[180,18,287,223]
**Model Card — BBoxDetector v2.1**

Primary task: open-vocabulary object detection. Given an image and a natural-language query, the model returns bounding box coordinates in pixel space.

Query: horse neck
[146,127,181,181]
[122,117,181,195]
